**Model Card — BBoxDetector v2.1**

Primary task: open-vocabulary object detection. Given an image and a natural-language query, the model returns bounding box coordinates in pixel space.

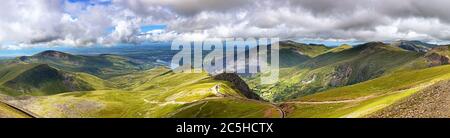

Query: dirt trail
[272,103,286,118]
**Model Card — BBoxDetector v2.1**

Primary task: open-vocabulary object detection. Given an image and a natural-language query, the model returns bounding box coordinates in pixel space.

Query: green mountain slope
[17,67,280,118]
[282,64,450,118]
[171,98,281,118]
[2,41,448,118]
[327,44,352,53]
[248,42,424,102]
[422,45,450,67]
[277,47,311,68]
[0,63,40,85]
[15,50,142,78]
[265,40,333,68]
[391,40,438,53]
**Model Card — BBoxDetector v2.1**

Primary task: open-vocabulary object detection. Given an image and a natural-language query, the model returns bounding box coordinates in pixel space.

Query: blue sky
[296,39,364,47]
[140,25,167,33]
[68,0,167,35]
[106,25,167,34]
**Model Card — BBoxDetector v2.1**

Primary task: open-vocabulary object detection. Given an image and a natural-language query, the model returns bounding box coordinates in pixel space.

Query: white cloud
[3,0,450,50]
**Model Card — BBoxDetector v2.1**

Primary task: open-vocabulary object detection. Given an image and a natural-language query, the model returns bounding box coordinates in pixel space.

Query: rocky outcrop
[213,73,262,100]
[425,52,449,67]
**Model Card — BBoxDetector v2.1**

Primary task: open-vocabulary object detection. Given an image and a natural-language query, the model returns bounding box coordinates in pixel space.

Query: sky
[2,0,450,50]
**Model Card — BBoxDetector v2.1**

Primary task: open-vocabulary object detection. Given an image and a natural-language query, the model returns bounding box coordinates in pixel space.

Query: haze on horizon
[2,0,450,50]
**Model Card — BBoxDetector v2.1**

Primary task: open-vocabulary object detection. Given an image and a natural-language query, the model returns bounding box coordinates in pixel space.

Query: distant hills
[0,101,31,118]
[391,40,438,53]
[0,63,113,96]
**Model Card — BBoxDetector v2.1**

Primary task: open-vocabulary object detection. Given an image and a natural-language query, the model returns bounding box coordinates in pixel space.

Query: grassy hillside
[0,102,31,118]
[0,63,40,85]
[0,63,112,96]
[327,44,352,53]
[17,67,280,118]
[15,50,143,78]
[279,40,331,58]
[0,51,279,118]
[277,48,311,68]
[391,40,438,53]
[282,65,450,118]
[171,98,281,118]
[430,45,450,56]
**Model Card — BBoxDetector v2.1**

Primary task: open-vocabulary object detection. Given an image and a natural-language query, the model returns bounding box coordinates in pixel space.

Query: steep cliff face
[213,73,262,100]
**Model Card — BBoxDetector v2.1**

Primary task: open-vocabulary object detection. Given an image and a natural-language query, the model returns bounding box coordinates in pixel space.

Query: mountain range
[1,40,450,118]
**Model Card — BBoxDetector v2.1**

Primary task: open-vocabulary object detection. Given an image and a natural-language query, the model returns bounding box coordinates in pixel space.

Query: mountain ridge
[2,39,450,118]
[15,50,143,78]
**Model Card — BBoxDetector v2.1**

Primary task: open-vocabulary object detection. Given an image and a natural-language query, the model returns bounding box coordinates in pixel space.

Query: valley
[0,100,33,118]
[1,40,450,118]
